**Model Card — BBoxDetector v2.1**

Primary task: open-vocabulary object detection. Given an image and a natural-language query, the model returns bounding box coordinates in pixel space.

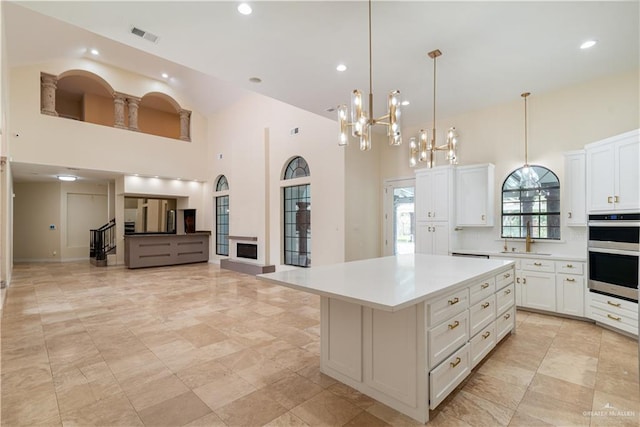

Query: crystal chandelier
[409,49,459,168]
[338,0,402,150]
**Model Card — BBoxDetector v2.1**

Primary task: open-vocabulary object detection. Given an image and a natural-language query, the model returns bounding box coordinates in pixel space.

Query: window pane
[283,184,311,267]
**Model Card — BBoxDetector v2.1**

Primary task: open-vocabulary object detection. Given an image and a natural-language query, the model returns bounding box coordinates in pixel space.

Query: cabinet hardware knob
[482,331,491,339]
[481,283,489,289]
[607,314,621,321]
[428,212,432,217]
[482,302,490,309]
[607,301,621,307]
[614,196,619,203]
[516,277,520,284]
[481,214,485,221]
[568,212,572,218]
[566,264,573,268]
[523,278,527,284]
[503,273,511,278]
[450,357,462,368]
[566,278,576,282]
[448,320,460,330]
[505,289,512,295]
[534,262,542,266]
[448,297,460,305]
[504,313,511,320]
[607,196,613,203]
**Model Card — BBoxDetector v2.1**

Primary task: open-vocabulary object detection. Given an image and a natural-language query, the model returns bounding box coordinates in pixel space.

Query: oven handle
[588,221,640,227]
[588,246,639,256]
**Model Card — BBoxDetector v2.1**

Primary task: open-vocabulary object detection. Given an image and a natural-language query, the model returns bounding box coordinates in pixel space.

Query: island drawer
[496,283,515,315]
[495,268,515,290]
[469,277,496,305]
[469,295,495,337]
[428,310,469,367]
[522,259,555,273]
[429,343,470,409]
[427,288,469,327]
[556,261,584,275]
[470,321,496,369]
[496,306,515,341]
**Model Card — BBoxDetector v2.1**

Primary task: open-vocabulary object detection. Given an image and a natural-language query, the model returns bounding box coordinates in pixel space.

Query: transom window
[216,175,229,191]
[501,166,560,240]
[283,156,311,267]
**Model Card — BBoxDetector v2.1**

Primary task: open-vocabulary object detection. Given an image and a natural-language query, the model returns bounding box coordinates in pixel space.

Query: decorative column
[113,92,127,129]
[179,109,191,141]
[40,73,58,116]
[127,96,141,131]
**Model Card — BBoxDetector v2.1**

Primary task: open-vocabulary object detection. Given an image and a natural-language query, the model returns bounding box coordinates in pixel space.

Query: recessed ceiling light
[580,40,597,49]
[249,77,262,83]
[161,73,169,79]
[90,48,99,56]
[401,100,410,106]
[57,175,77,182]
[336,64,347,72]
[238,3,252,15]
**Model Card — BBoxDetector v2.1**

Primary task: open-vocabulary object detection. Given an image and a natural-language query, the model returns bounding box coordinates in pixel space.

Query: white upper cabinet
[415,166,454,222]
[563,151,586,226]
[586,129,639,213]
[455,164,495,227]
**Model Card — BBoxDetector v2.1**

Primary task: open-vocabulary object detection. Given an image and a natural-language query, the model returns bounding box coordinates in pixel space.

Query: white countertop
[258,254,514,312]
[451,249,587,262]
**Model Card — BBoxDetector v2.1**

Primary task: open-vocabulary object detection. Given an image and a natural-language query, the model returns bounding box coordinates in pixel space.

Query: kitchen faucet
[525,221,534,252]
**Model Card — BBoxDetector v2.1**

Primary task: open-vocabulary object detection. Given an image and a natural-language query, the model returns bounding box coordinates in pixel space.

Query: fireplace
[237,243,258,260]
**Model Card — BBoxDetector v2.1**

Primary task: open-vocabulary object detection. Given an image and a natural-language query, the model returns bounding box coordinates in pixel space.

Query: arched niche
[53,70,115,126]
[138,92,183,140]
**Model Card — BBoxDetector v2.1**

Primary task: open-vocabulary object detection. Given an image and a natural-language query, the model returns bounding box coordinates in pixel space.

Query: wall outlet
[49,224,56,230]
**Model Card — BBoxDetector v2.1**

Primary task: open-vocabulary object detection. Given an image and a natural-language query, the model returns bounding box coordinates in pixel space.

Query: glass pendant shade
[388,90,402,146]
[409,137,418,167]
[338,105,349,146]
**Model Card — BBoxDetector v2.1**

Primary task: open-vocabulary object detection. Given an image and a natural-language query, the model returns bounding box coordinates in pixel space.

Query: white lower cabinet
[521,270,556,311]
[427,266,515,409]
[589,292,638,336]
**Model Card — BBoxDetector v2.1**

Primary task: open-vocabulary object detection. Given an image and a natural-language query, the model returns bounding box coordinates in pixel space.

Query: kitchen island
[258,254,516,423]
[124,232,210,268]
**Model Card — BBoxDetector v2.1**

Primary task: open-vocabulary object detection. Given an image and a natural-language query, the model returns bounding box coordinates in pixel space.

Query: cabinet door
[521,271,556,311]
[586,143,615,213]
[515,272,523,307]
[415,222,432,254]
[556,274,584,317]
[432,222,450,255]
[415,172,432,222]
[456,165,494,227]
[431,168,451,221]
[564,152,586,226]
[614,137,640,211]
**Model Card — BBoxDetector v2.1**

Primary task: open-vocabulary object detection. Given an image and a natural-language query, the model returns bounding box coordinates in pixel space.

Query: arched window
[502,165,560,240]
[214,175,230,256]
[283,157,311,267]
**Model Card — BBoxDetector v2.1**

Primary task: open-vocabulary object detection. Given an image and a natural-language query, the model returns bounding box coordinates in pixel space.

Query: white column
[114,93,127,129]
[179,109,191,141]
[127,97,140,131]
[40,73,58,116]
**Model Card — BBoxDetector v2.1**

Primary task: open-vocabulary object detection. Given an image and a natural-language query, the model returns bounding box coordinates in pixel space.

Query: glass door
[384,179,415,255]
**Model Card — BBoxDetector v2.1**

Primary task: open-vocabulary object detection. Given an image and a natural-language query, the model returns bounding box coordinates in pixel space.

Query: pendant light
[409,49,459,168]
[338,0,402,150]
[520,92,540,188]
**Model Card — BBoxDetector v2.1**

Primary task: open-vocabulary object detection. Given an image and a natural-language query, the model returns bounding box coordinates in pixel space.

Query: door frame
[383,177,416,256]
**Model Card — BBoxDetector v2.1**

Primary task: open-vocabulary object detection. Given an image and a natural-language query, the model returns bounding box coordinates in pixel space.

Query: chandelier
[409,49,459,168]
[338,0,402,150]
[519,92,540,188]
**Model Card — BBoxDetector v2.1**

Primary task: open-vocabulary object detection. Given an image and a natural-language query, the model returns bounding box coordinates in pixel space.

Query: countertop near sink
[451,249,586,262]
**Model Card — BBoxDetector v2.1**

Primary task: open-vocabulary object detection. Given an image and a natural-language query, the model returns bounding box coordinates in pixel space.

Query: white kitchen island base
[259,254,516,424]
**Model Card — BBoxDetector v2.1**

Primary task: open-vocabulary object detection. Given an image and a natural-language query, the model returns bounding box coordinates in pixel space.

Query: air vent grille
[130,26,158,43]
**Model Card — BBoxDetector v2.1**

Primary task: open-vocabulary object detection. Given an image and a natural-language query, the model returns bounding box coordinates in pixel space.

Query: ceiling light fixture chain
[409,49,459,168]
[519,91,540,189]
[337,0,402,150]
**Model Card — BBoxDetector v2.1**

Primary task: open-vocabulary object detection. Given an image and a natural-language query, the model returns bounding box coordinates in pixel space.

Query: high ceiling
[4,1,639,181]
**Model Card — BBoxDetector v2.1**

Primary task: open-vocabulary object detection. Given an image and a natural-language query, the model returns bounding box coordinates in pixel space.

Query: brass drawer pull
[482,302,490,309]
[450,357,462,368]
[482,331,491,339]
[614,196,619,203]
[607,196,613,203]
[566,264,573,268]
[448,297,460,305]
[504,289,512,295]
[448,320,460,330]
[503,273,511,279]
[607,314,621,322]
[481,283,490,289]
[566,278,576,282]
[607,301,621,307]
[516,277,520,284]
[534,262,542,267]
[504,313,511,320]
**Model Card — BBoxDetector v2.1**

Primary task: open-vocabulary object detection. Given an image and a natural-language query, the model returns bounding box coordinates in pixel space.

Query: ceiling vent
[130,26,158,43]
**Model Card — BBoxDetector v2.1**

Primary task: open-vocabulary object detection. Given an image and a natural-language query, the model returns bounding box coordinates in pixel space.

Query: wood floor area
[1,261,638,426]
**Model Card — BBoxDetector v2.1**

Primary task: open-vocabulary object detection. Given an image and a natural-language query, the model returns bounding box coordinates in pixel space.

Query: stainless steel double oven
[588,213,639,302]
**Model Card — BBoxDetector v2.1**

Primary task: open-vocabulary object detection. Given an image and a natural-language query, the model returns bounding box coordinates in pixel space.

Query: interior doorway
[383,178,415,256]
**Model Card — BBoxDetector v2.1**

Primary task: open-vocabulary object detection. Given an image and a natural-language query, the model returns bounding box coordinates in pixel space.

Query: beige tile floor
[1,261,638,427]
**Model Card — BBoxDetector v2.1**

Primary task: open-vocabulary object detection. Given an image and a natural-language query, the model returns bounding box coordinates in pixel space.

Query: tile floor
[1,261,638,426]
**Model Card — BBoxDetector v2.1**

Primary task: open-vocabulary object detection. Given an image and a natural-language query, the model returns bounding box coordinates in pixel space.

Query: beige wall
[381,69,640,256]
[83,92,115,127]
[0,2,13,290]
[138,106,180,140]
[207,92,346,268]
